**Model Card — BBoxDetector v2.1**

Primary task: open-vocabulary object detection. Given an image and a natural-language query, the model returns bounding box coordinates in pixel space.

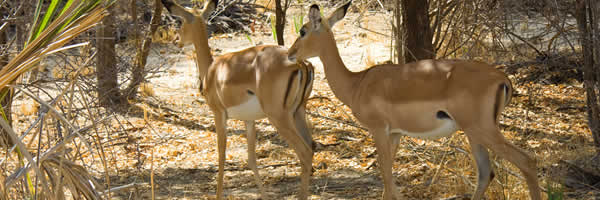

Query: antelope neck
[318,31,360,106]
[192,29,213,80]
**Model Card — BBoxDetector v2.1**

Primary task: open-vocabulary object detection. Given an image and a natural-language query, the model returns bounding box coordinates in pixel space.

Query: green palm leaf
[0,0,112,89]
[34,0,61,40]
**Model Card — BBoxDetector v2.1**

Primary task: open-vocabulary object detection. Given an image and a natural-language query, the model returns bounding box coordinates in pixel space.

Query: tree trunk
[274,0,288,45]
[393,0,404,63]
[96,7,124,108]
[576,0,600,155]
[399,0,434,63]
[125,0,162,99]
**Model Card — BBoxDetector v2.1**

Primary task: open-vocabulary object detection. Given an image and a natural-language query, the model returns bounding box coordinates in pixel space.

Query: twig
[307,111,366,131]
[0,23,6,34]
[0,117,52,193]
[351,2,390,37]
[5,116,112,187]
[143,96,182,114]
[357,26,390,37]
[209,0,240,23]
[505,31,546,58]
[16,86,94,152]
[203,161,299,172]
[375,0,385,10]
[101,182,149,194]
[151,147,155,200]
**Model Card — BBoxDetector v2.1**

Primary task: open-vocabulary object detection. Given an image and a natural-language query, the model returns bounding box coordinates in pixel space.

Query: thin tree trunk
[576,0,600,155]
[394,0,404,64]
[125,0,163,99]
[590,0,600,153]
[274,0,288,45]
[400,0,434,63]
[96,7,124,108]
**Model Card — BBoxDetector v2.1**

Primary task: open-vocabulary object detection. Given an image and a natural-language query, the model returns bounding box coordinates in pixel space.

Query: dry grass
[140,82,156,97]
[255,0,276,13]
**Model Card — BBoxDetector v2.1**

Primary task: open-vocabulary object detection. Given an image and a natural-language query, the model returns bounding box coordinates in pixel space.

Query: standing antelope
[287,2,541,200]
[161,0,315,199]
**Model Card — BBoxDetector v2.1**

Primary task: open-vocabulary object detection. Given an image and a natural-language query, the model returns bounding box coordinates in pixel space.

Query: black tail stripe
[283,70,299,108]
[493,84,508,124]
[301,65,314,105]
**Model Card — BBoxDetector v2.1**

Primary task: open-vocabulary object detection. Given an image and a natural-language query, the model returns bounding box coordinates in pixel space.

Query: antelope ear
[327,1,351,27]
[201,0,218,20]
[308,4,322,30]
[161,0,195,22]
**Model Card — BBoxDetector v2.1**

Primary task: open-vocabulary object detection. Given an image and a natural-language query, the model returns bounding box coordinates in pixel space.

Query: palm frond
[0,0,111,89]
[42,152,104,200]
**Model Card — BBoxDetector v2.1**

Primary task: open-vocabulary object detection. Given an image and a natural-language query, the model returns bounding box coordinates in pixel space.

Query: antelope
[161,0,315,199]
[287,2,541,200]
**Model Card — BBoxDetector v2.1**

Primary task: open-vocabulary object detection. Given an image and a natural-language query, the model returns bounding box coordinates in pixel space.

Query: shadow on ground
[107,166,385,199]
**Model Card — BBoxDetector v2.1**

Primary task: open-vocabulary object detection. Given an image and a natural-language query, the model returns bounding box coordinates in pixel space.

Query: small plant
[244,33,255,46]
[293,15,304,34]
[546,182,564,200]
[270,15,277,43]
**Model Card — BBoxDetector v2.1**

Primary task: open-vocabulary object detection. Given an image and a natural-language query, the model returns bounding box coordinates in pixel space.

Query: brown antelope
[287,2,541,200]
[161,0,315,199]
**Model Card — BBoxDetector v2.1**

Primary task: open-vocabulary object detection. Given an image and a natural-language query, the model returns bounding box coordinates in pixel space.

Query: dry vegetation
[1,0,598,199]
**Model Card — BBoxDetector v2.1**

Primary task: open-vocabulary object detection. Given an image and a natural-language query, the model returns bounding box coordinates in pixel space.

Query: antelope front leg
[372,128,398,200]
[244,120,266,198]
[214,112,227,199]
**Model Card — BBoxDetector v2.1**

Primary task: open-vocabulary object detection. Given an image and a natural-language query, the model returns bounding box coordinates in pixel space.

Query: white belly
[391,119,458,140]
[226,95,266,120]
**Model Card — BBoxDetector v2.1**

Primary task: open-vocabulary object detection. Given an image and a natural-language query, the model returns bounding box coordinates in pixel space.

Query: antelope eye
[299,28,306,37]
